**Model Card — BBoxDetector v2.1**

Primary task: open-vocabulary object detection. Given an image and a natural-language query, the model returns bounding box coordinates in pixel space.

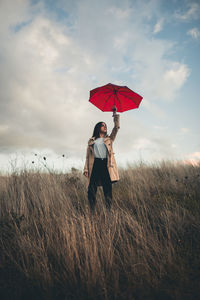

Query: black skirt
[90,157,112,187]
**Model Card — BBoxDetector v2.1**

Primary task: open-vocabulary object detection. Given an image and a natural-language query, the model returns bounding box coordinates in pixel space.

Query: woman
[83,111,120,212]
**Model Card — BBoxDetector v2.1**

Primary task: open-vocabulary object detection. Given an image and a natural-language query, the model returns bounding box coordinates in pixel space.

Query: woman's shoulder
[88,136,95,144]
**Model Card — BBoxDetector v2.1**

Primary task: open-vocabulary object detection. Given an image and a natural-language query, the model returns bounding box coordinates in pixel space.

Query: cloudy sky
[0,0,200,174]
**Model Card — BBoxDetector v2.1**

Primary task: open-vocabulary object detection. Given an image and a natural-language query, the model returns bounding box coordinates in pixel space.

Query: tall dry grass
[0,160,199,300]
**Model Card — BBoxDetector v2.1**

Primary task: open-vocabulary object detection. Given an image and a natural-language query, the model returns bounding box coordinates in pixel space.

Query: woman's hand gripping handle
[112,105,117,117]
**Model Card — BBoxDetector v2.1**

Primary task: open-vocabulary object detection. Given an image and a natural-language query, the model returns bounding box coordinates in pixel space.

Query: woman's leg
[88,180,97,212]
[101,160,112,210]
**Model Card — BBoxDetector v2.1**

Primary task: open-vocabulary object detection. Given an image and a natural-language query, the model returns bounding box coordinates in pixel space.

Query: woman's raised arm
[109,114,120,142]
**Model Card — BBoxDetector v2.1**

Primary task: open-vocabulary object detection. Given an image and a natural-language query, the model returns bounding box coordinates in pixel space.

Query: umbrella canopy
[89,83,143,113]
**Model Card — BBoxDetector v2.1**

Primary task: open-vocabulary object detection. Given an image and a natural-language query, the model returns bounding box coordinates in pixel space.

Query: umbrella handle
[112,105,117,117]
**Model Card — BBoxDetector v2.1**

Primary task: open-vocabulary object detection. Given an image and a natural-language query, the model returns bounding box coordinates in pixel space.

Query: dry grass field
[0,160,199,300]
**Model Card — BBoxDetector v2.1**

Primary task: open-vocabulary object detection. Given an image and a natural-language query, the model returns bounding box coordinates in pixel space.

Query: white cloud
[142,98,167,119]
[0,0,30,34]
[180,127,190,134]
[105,6,131,19]
[171,144,177,148]
[174,2,200,21]
[187,27,200,39]
[132,55,190,103]
[132,137,152,150]
[153,18,164,34]
[160,62,190,100]
[153,125,168,130]
[0,13,94,154]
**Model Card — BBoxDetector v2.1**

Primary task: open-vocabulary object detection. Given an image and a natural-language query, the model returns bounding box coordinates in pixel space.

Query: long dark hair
[92,121,107,139]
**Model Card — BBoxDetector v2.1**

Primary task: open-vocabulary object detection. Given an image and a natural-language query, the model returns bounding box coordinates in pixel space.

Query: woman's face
[100,122,107,134]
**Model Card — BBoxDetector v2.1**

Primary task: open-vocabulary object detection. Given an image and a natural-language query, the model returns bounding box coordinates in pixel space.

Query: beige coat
[83,114,120,188]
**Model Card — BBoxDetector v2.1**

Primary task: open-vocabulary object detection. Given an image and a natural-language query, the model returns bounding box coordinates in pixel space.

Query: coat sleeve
[83,145,90,173]
[109,114,120,142]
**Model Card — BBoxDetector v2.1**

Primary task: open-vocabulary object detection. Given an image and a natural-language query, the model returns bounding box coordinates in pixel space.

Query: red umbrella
[89,82,143,116]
